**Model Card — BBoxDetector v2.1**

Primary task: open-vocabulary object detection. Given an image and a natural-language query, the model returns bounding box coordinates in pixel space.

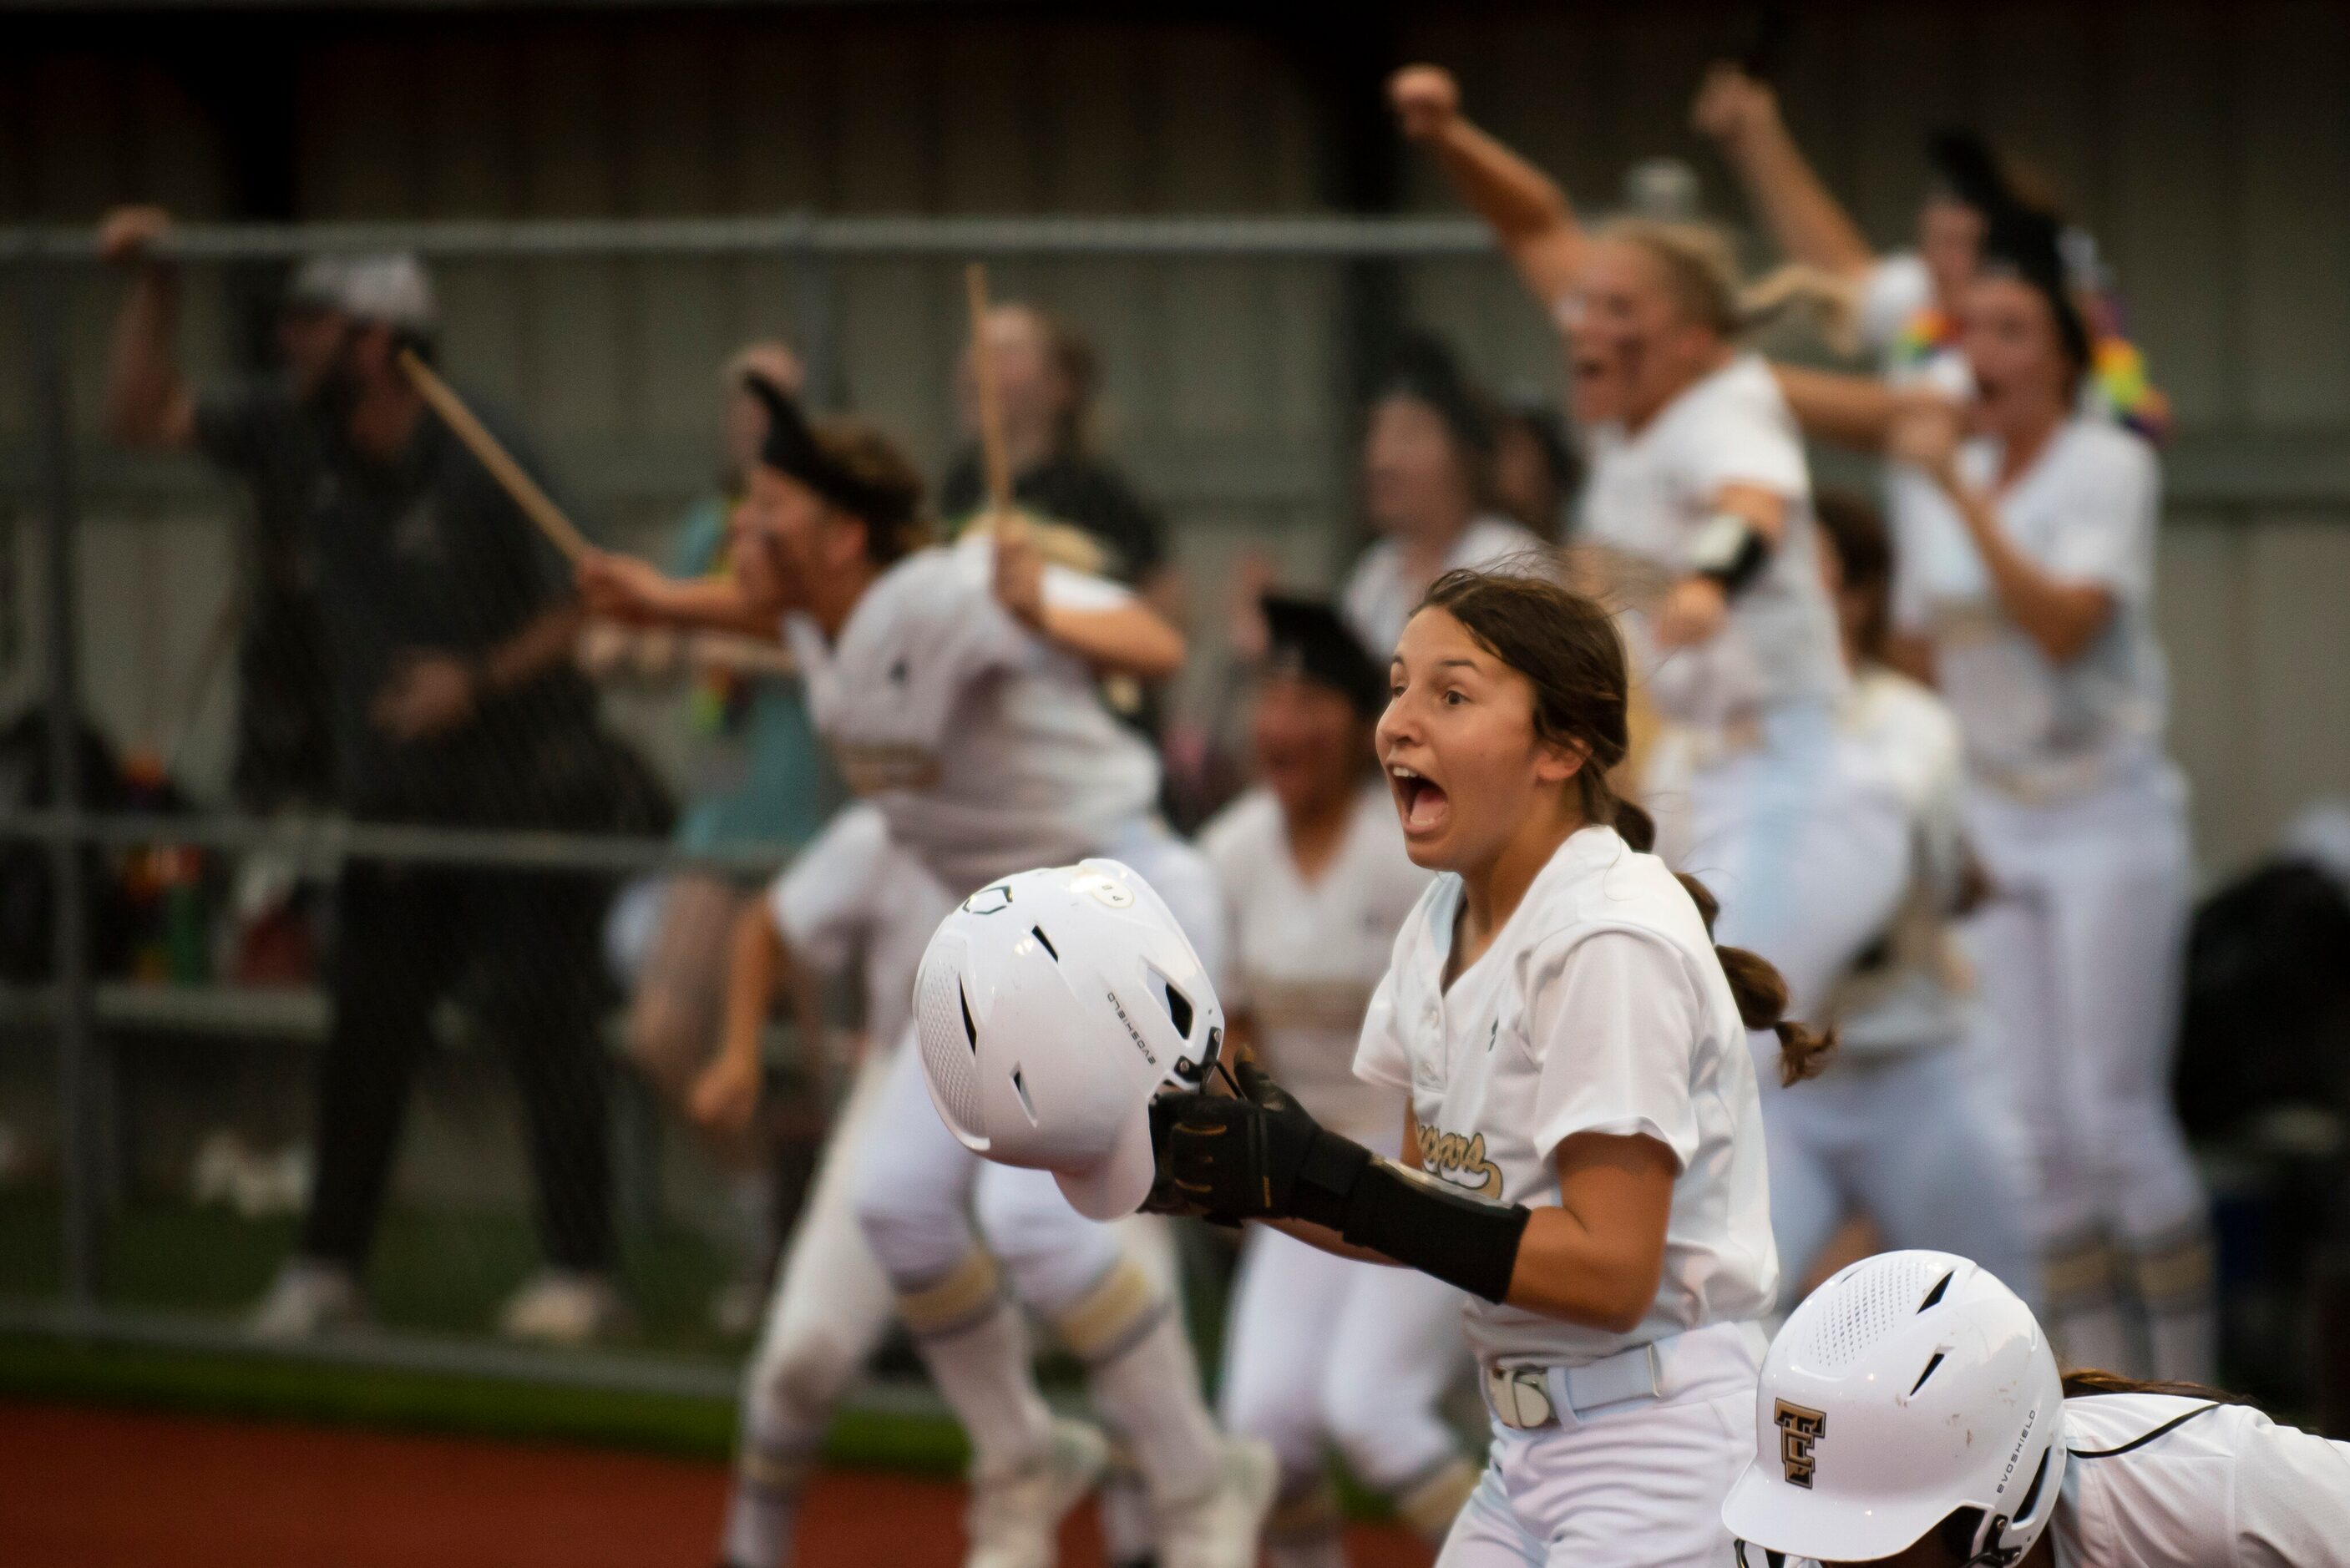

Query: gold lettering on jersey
[837,743,942,797]
[1411,1125,1502,1197]
[1774,1399,1826,1488]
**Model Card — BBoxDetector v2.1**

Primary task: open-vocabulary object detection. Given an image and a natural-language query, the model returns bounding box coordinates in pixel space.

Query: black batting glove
[1156,1060,1370,1228]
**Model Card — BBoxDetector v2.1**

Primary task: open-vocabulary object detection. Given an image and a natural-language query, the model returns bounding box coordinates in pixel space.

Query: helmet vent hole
[1147,968,1195,1039]
[2013,1448,2051,1522]
[1010,1066,1039,1125]
[959,983,980,1054]
[1907,1351,1947,1397]
[1805,1252,1944,1370]
[1030,925,1061,961]
[1919,1270,1955,1311]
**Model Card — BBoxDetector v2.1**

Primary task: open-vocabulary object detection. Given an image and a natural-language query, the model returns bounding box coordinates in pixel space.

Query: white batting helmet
[1722,1252,2068,1568]
[913,858,1224,1221]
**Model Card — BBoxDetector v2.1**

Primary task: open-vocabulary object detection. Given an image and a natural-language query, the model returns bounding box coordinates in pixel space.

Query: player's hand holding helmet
[1721,1250,2068,1568]
[913,858,1226,1221]
[1150,1059,1365,1228]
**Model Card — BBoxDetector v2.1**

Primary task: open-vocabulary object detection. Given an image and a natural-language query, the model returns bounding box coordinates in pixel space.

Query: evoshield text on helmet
[913,858,1224,1221]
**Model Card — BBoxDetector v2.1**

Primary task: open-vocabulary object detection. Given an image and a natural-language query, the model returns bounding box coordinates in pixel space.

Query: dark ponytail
[1418,562,1836,1089]
[2059,1368,2252,1405]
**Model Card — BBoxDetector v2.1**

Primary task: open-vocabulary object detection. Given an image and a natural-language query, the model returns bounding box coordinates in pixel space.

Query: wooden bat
[962,262,1026,544]
[398,348,592,564]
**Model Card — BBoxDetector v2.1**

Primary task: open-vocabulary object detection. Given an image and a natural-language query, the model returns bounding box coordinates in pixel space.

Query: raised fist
[1389,64,1461,141]
[1689,63,1777,147]
[97,205,174,266]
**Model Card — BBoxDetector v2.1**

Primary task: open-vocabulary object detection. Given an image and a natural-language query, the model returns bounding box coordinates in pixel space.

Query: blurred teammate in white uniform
[1725,1252,2350,1568]
[694,804,946,1568]
[1652,496,2037,1311]
[579,380,1270,1568]
[1389,64,1862,1008]
[1879,212,2210,1383]
[1199,598,1470,1565]
[1157,569,1836,1568]
[1340,339,1543,659]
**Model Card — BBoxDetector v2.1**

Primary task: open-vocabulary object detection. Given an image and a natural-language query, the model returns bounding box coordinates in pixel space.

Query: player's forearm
[1717,112,1875,280]
[1427,118,1588,308]
[481,603,587,695]
[1772,364,1904,451]
[646,574,782,640]
[717,902,788,1078]
[1942,483,2115,664]
[104,266,195,450]
[1037,602,1185,681]
[1502,1203,1669,1334]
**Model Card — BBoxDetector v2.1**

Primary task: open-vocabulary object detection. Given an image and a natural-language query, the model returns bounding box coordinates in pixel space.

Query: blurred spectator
[938,302,1174,604]
[1489,392,1581,538]
[582,341,839,1331]
[99,205,338,812]
[1338,336,1542,657]
[160,256,626,1346]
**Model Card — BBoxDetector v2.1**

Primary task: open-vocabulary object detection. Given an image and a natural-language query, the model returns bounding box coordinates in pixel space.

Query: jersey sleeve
[1351,968,1413,1092]
[1679,367,1810,503]
[1858,252,1932,356]
[957,554,1137,673]
[2231,1417,2350,1567]
[1523,929,1702,1170]
[2041,434,2160,604]
[767,807,885,976]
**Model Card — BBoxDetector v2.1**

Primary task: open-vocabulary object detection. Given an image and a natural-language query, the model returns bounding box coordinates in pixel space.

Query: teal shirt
[665,494,839,855]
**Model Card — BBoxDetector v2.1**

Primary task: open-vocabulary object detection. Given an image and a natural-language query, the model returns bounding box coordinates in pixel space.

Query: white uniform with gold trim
[1897,417,2207,1380]
[1355,823,1775,1567]
[1200,785,1471,1534]
[725,804,947,1565]
[787,534,1237,1515]
[782,534,1159,900]
[1577,354,1850,1006]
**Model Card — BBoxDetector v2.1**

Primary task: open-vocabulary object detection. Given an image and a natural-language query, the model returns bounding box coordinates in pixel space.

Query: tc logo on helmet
[1774,1399,1826,1488]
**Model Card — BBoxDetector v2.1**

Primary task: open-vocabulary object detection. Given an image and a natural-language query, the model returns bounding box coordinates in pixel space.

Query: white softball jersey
[1892,417,2169,802]
[1340,513,1546,660]
[1578,353,1846,728]
[767,802,953,1050]
[2052,1393,2350,1568]
[1353,823,1778,1368]
[1815,667,1974,1053]
[1199,781,1432,1152]
[782,534,1162,898]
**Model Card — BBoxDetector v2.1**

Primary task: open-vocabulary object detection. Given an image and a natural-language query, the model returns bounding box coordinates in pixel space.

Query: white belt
[1482,1321,1767,1430]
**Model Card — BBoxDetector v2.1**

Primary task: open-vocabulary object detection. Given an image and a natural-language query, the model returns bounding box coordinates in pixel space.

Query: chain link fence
[0,214,1540,1394]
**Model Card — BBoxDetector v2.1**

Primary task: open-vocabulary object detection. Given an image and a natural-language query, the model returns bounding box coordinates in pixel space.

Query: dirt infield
[0,1400,1434,1567]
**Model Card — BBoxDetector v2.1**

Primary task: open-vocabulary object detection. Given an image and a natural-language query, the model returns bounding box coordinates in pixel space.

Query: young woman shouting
[1156,567,1830,1567]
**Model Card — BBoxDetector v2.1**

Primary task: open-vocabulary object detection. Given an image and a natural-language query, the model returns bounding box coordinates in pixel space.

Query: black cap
[1261,594,1385,719]
[1924,129,2018,222]
[1978,207,2092,372]
[742,374,912,529]
[1373,335,1493,458]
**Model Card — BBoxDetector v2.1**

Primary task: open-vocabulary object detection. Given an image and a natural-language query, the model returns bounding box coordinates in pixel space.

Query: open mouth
[1389,762,1450,834]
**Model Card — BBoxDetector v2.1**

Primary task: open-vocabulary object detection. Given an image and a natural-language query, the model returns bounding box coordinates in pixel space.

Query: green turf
[0,1186,742,1354]
[0,1333,970,1475]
